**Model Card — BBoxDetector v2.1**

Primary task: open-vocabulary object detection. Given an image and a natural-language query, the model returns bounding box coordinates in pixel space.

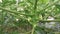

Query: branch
[0,6,20,14]
[34,0,38,10]
[39,19,60,22]
[31,0,38,34]
[0,6,36,16]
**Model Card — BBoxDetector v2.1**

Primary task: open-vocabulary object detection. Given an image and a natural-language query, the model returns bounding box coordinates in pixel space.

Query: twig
[31,0,38,34]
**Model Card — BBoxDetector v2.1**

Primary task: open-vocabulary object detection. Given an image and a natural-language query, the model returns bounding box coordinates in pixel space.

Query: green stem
[31,26,35,34]
[34,0,38,10]
[31,0,38,33]
[39,19,60,22]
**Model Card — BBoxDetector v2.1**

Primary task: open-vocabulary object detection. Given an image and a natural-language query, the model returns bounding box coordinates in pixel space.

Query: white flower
[27,17,31,21]
[16,19,19,21]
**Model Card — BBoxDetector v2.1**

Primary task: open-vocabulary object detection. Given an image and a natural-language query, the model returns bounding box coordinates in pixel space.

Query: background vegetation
[0,0,60,34]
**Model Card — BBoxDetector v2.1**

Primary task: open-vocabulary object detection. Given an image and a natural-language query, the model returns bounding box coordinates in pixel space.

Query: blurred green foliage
[0,0,60,34]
